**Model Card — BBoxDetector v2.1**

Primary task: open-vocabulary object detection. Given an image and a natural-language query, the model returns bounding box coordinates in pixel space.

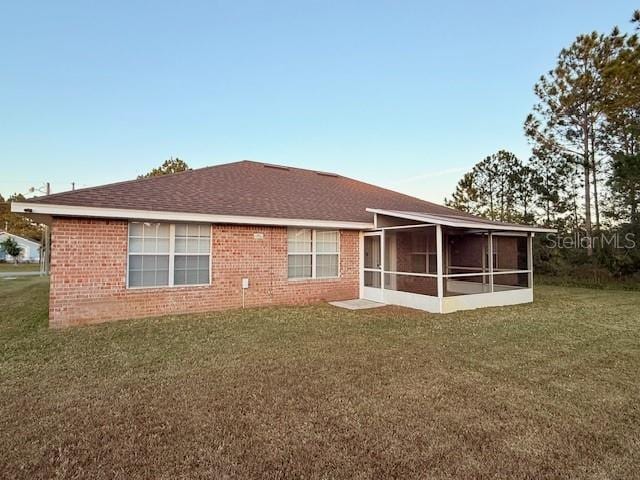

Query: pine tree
[529,147,575,227]
[600,19,640,226]
[446,151,529,223]
[445,172,481,215]
[525,32,624,254]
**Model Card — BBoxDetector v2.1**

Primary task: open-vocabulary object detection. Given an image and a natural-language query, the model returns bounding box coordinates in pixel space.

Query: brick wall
[494,236,525,287]
[49,218,360,327]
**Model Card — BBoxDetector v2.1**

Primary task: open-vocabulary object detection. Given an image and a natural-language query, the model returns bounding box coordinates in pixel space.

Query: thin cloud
[391,167,469,185]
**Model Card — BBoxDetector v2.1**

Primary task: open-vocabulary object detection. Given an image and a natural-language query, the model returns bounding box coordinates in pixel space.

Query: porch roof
[366,208,556,233]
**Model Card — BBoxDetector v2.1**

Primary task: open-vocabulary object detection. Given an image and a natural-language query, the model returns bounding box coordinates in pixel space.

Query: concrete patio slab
[329,299,386,310]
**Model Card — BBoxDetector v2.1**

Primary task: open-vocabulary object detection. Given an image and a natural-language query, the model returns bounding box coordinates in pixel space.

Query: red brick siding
[447,234,485,269]
[49,218,359,327]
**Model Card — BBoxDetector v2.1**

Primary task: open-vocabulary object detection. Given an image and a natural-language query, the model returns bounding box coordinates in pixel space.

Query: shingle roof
[26,160,483,224]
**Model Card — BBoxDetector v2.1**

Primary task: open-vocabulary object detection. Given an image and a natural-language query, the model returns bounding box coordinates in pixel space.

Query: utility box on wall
[242,278,249,289]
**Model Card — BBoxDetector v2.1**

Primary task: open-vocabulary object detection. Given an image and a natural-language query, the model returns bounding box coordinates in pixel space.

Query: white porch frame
[361,231,384,303]
[360,218,540,314]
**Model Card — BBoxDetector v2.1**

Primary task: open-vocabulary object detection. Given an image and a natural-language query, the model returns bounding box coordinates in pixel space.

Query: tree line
[0,193,43,242]
[446,11,640,281]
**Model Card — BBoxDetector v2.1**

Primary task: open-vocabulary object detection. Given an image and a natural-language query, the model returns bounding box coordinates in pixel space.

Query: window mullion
[169,224,175,287]
[312,229,316,279]
[337,231,340,277]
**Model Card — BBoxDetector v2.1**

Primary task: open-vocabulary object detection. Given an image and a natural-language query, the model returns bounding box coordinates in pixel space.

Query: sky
[1,1,636,203]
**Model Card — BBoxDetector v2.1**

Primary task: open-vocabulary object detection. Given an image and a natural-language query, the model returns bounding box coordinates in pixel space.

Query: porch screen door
[363,233,383,302]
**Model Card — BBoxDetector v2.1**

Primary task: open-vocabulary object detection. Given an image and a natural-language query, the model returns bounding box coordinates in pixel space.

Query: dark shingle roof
[26,160,481,223]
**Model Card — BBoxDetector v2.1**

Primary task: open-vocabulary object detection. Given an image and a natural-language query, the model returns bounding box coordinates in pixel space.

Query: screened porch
[361,209,552,314]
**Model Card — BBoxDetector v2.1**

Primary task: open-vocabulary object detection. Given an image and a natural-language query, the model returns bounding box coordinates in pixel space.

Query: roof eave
[11,202,374,230]
[366,208,557,234]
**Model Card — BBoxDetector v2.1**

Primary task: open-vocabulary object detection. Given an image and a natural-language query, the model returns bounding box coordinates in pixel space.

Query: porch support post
[488,230,494,293]
[358,231,364,299]
[436,224,444,312]
[381,228,386,295]
[527,232,533,288]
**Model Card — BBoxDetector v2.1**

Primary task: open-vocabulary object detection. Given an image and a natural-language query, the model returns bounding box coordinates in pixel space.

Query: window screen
[128,222,210,288]
[287,229,312,279]
[128,223,171,287]
[315,230,338,278]
[287,228,339,279]
[174,224,210,286]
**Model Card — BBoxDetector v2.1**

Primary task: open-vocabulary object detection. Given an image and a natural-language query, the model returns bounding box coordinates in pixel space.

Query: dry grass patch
[1,277,639,479]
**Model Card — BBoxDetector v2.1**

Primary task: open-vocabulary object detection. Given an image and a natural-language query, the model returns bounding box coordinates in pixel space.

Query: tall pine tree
[525,32,624,254]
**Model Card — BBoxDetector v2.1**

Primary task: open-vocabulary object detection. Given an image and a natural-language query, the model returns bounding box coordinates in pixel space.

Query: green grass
[1,277,639,479]
[0,262,40,272]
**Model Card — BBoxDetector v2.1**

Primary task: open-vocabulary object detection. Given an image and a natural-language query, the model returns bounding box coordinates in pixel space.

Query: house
[11,160,554,327]
[0,231,41,263]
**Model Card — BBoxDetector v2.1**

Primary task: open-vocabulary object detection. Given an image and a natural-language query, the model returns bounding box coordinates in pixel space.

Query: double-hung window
[174,224,211,285]
[287,228,339,279]
[128,222,211,288]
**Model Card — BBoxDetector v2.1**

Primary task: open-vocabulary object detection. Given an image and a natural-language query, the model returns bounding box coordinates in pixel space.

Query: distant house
[0,231,41,263]
[12,160,554,327]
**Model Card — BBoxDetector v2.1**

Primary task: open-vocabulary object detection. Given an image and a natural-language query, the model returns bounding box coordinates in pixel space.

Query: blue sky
[1,1,635,202]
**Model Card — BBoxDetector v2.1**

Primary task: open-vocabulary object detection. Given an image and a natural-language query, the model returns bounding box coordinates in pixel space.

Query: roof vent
[316,171,339,178]
[263,163,290,171]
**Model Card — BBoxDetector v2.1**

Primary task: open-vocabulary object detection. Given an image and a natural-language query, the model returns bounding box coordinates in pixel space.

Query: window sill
[287,276,341,283]
[126,283,213,292]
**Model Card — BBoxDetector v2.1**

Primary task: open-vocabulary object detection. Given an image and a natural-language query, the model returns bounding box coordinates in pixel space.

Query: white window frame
[287,228,340,280]
[126,222,212,289]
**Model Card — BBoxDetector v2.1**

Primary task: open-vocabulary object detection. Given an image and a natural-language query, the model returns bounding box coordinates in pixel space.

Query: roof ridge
[18,159,486,224]
[240,161,474,217]
[34,159,338,201]
[241,160,342,177]
[30,159,465,218]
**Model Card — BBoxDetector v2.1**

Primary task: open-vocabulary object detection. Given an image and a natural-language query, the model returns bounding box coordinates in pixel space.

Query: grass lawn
[0,262,40,272]
[1,277,639,479]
